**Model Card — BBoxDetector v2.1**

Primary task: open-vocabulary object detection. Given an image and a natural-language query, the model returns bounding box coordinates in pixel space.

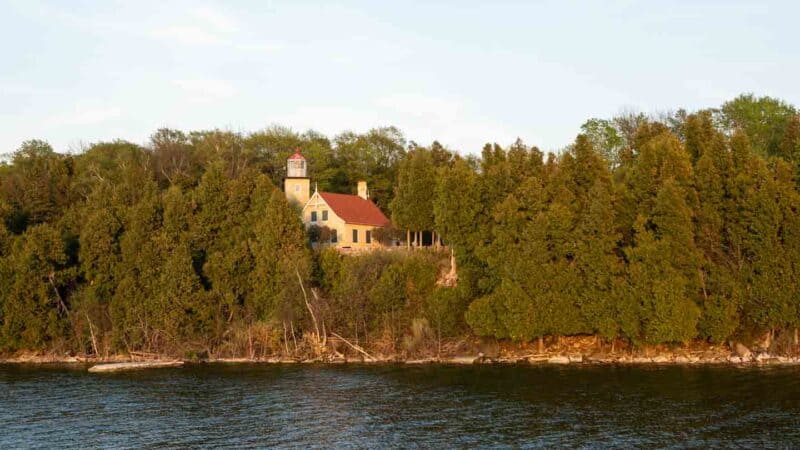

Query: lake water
[1,363,799,448]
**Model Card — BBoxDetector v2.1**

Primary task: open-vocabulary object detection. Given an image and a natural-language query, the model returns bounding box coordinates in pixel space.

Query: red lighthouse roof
[288,149,305,160]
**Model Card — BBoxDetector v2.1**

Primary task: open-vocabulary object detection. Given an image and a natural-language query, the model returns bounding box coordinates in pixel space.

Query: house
[283,150,390,248]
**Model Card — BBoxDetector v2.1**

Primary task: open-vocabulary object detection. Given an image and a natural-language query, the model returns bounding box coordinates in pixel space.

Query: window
[310,211,317,222]
[366,230,372,244]
[352,229,358,243]
[331,230,337,243]
[322,210,328,221]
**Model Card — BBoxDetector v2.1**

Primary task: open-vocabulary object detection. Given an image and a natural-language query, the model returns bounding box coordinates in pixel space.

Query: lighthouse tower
[284,149,310,205]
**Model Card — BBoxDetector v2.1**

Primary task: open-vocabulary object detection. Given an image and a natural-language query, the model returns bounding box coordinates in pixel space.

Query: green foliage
[580,118,624,167]
[625,180,702,344]
[720,94,797,158]
[315,248,448,349]
[390,148,437,232]
[465,294,508,338]
[1,224,72,351]
[2,93,800,356]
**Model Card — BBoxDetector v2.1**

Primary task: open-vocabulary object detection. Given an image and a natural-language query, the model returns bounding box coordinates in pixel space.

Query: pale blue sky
[1,0,798,155]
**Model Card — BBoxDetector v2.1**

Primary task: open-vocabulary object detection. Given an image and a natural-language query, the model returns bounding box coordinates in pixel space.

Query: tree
[391,148,436,243]
[720,94,797,158]
[1,140,72,233]
[434,156,480,250]
[625,180,701,344]
[580,118,624,168]
[1,224,73,351]
[332,127,406,210]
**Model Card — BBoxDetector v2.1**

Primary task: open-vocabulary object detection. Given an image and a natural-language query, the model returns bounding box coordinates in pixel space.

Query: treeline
[2,93,800,357]
[0,126,409,356]
[390,94,800,348]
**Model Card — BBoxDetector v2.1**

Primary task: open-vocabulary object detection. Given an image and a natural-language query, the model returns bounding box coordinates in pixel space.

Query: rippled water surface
[2,363,800,448]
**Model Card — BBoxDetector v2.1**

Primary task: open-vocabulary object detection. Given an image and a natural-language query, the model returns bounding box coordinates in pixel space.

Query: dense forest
[2,93,800,358]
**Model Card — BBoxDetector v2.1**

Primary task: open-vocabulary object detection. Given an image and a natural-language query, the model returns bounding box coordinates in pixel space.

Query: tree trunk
[406,230,410,249]
[282,321,290,355]
[85,312,99,356]
[538,336,544,353]
[391,309,396,354]
[248,328,254,360]
[290,320,298,352]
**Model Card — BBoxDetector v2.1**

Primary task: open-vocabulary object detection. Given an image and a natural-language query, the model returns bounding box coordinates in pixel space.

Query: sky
[1,0,799,155]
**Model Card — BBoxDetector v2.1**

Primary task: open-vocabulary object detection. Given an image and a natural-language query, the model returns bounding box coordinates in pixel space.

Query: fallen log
[88,361,184,373]
[330,332,377,361]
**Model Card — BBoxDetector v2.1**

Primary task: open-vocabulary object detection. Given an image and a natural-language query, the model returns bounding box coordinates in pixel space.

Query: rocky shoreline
[3,351,800,367]
[3,336,797,367]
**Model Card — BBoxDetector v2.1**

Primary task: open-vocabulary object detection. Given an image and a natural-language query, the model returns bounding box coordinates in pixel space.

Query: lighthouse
[284,149,310,205]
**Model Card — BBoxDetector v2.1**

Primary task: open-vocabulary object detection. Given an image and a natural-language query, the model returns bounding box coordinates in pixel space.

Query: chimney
[357,180,368,199]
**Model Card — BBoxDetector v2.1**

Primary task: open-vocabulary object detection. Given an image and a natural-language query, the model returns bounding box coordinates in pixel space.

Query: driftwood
[88,361,184,373]
[330,332,377,361]
[129,351,161,359]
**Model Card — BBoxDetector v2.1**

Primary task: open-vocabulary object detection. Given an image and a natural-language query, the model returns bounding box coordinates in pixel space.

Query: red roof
[288,149,305,160]
[319,192,390,227]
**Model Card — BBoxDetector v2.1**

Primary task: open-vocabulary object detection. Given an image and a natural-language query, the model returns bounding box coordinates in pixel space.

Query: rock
[568,355,583,363]
[651,355,670,363]
[727,356,742,364]
[548,356,570,364]
[674,356,690,364]
[446,356,477,365]
[755,353,772,362]
[631,357,651,364]
[733,342,752,358]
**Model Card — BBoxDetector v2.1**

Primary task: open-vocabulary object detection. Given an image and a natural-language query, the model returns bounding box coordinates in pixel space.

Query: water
[1,363,799,448]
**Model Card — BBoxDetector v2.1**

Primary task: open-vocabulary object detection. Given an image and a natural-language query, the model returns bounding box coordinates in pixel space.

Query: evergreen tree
[626,180,701,344]
[391,148,436,240]
[1,224,72,350]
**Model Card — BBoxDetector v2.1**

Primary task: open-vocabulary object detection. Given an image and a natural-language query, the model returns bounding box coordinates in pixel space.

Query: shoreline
[3,353,800,367]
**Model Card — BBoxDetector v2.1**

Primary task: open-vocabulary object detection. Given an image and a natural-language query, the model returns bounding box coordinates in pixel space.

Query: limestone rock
[755,353,772,362]
[568,355,583,363]
[548,356,570,364]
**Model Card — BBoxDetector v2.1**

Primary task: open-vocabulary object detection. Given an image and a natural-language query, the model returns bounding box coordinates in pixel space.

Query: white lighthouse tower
[284,149,310,205]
